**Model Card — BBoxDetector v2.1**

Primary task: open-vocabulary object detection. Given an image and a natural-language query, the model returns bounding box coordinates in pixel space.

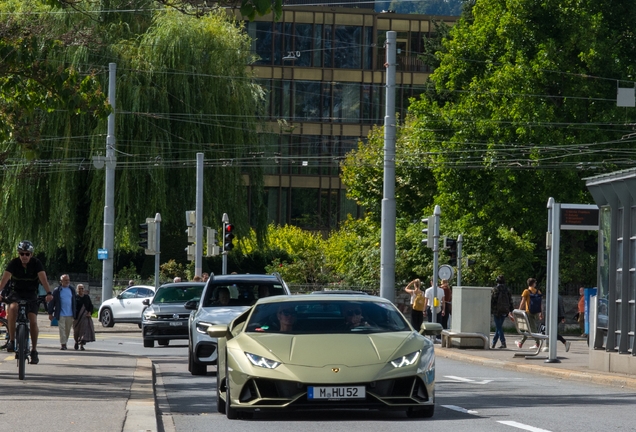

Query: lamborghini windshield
[245,299,411,334]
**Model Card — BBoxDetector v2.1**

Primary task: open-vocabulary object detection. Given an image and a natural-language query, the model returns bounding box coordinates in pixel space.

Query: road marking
[441,405,478,415]
[445,375,493,384]
[499,421,552,432]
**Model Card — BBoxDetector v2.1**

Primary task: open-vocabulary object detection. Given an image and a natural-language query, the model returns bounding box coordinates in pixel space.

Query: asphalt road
[72,327,636,432]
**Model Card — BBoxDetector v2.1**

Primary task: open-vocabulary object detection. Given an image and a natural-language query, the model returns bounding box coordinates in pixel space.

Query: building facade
[585,168,636,374]
[235,7,456,231]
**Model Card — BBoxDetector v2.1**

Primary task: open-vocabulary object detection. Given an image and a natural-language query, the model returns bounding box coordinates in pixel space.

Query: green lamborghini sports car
[208,294,440,420]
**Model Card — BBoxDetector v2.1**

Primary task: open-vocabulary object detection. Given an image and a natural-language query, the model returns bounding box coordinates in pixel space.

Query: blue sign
[97,248,109,260]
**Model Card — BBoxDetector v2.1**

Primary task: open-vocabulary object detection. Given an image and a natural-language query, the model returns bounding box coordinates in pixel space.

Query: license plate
[307,386,365,400]
[169,322,183,326]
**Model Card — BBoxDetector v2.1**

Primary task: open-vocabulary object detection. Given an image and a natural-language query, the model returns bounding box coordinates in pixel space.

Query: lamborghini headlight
[245,352,281,369]
[196,321,213,334]
[390,351,420,368]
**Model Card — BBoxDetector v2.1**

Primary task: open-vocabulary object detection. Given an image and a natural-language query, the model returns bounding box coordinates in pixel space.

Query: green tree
[339,0,636,286]
[0,1,267,274]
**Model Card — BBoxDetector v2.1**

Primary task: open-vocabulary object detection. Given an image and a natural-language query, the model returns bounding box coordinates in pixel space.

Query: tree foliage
[340,0,636,287]
[0,1,267,274]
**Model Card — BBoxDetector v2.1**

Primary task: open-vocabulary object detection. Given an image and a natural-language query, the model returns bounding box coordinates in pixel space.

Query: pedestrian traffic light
[448,238,458,266]
[223,223,235,252]
[421,217,434,249]
[206,227,220,257]
[139,218,157,255]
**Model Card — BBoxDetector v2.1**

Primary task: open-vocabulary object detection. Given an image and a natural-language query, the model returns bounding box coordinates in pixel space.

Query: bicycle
[15,299,31,380]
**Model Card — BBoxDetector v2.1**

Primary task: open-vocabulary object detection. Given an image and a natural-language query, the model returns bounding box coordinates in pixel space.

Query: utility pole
[380,30,397,302]
[195,153,204,278]
[154,213,161,289]
[431,205,441,323]
[457,234,463,287]
[101,63,116,303]
[221,213,229,275]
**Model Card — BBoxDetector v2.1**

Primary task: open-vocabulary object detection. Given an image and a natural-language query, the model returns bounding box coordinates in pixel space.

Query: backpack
[528,290,542,314]
[412,293,425,312]
[495,285,511,316]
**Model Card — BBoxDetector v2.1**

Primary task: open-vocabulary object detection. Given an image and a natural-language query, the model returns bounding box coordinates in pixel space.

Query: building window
[333,83,360,123]
[294,80,322,121]
[294,24,313,66]
[334,25,362,69]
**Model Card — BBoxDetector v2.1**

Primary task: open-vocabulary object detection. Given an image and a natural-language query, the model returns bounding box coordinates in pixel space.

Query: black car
[141,282,205,348]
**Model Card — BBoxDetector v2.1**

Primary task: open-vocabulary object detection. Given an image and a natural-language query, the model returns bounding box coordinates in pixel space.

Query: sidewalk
[0,314,157,432]
[435,334,636,390]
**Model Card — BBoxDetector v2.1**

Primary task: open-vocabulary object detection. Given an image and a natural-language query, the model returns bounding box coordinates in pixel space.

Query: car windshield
[203,282,286,307]
[245,300,410,334]
[153,285,203,304]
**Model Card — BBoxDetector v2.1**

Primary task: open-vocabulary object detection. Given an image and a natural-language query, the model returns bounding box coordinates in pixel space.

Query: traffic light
[421,217,434,249]
[448,238,458,266]
[443,236,457,250]
[139,218,157,255]
[223,223,235,252]
[206,227,220,257]
[184,219,197,261]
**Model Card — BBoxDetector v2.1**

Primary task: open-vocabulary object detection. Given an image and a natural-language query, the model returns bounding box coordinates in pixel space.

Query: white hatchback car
[99,285,155,327]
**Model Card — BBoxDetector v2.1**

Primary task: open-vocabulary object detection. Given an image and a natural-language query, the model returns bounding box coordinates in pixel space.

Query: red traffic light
[225,223,234,233]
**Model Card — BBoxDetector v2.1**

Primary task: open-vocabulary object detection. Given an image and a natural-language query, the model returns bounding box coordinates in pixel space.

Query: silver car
[186,273,290,375]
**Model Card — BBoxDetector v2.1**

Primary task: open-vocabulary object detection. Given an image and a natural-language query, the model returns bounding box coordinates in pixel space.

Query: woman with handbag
[405,279,425,331]
[73,284,95,350]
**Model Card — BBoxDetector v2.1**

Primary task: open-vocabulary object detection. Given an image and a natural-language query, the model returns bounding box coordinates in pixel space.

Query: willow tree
[0,1,266,274]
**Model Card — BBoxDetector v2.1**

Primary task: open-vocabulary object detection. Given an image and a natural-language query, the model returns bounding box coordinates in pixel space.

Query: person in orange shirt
[577,287,586,337]
[515,278,543,349]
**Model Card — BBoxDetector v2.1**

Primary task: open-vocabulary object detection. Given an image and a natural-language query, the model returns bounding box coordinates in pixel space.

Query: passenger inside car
[214,287,231,306]
[276,305,297,332]
[342,304,369,330]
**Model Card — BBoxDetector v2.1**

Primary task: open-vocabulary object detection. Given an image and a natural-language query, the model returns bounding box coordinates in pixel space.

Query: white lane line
[498,421,553,432]
[445,375,493,384]
[441,405,478,415]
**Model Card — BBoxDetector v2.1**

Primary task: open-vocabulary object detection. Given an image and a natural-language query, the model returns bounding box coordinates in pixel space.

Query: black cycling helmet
[17,240,34,254]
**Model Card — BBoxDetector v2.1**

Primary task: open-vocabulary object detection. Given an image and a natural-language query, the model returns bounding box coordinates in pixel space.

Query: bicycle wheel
[17,324,27,380]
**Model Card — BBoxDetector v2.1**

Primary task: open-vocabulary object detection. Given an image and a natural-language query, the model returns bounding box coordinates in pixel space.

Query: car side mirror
[184,300,198,310]
[420,322,443,336]
[116,294,122,300]
[142,299,150,306]
[206,324,230,338]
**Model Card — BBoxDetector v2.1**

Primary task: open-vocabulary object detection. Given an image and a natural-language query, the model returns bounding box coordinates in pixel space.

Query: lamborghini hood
[245,332,419,367]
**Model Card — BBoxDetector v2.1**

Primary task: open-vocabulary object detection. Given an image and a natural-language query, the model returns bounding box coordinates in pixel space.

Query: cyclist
[0,241,52,364]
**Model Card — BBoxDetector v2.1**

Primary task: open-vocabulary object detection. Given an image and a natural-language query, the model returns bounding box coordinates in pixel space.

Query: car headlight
[390,351,420,368]
[196,321,214,334]
[245,352,281,369]
[143,310,157,320]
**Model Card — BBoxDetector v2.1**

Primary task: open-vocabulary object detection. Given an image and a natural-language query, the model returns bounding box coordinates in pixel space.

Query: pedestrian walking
[73,284,95,350]
[48,274,77,350]
[440,279,452,329]
[491,275,513,349]
[575,287,586,337]
[424,279,445,324]
[515,278,543,349]
[404,279,425,331]
[556,294,571,352]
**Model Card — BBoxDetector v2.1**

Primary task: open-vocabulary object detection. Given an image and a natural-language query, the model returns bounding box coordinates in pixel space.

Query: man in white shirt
[424,279,445,324]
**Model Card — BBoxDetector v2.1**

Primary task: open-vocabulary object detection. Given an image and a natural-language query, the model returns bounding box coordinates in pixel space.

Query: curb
[435,348,636,390]
[123,357,159,432]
